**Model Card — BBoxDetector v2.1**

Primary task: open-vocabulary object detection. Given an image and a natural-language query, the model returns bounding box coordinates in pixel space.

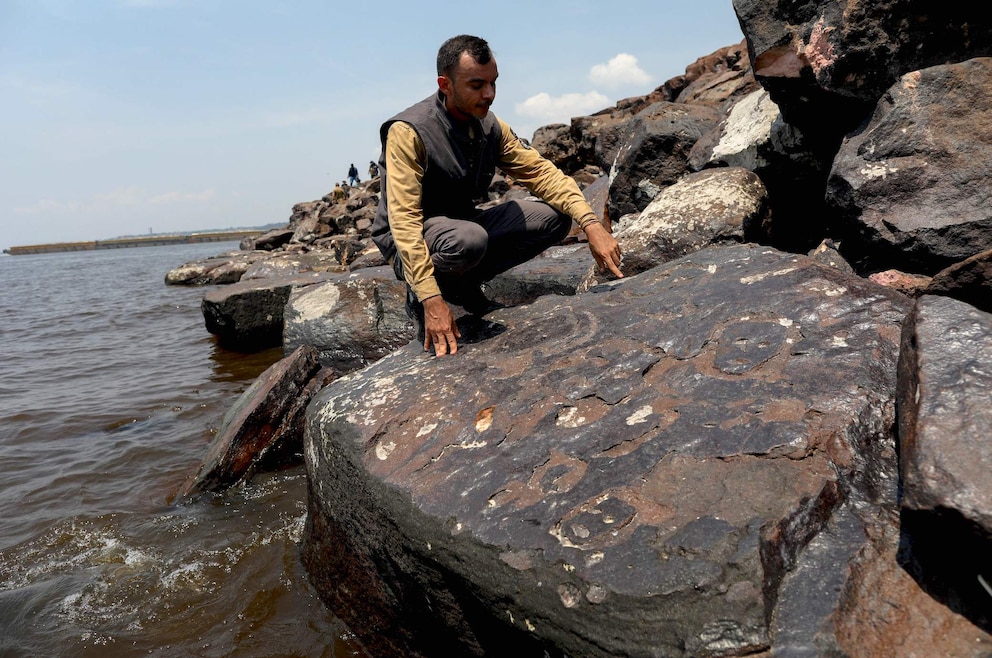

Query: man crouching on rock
[372,34,623,357]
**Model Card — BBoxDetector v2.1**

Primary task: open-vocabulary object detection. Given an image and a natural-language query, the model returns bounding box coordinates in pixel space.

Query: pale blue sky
[1,0,744,250]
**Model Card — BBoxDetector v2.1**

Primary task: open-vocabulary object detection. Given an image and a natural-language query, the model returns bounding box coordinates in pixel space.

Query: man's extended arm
[495,117,622,278]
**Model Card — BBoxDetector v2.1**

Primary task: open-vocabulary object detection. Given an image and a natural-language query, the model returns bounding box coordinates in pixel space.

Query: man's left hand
[584,222,623,278]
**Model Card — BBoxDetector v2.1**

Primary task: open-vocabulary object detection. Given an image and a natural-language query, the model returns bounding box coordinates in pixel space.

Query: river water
[0,244,367,657]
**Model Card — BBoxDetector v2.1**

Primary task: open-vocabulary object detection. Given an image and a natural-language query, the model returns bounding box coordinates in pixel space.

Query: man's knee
[519,200,571,241]
[429,220,488,274]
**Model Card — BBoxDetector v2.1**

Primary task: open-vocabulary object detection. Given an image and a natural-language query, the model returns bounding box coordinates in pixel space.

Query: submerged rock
[177,345,333,501]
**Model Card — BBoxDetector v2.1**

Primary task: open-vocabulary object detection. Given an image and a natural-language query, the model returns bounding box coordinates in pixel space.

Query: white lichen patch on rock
[740,267,796,285]
[711,89,779,165]
[375,440,396,461]
[859,162,900,180]
[416,422,438,438]
[556,406,587,428]
[358,375,403,424]
[807,280,848,298]
[293,284,341,322]
[625,405,653,425]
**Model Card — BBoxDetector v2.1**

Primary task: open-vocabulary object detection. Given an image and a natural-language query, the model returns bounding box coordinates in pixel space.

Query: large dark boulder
[164,250,268,286]
[897,295,992,630]
[484,244,592,307]
[282,266,413,371]
[201,271,338,351]
[689,89,839,251]
[607,102,722,220]
[826,58,992,275]
[530,123,581,173]
[240,250,348,280]
[301,243,924,657]
[733,0,992,137]
[665,40,758,107]
[583,167,769,291]
[250,227,295,251]
[926,248,992,314]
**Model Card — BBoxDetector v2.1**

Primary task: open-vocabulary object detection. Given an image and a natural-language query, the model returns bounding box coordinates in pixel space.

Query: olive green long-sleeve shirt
[385,117,599,302]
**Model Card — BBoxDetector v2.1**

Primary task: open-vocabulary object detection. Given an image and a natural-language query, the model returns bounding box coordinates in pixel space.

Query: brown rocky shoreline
[171,1,992,655]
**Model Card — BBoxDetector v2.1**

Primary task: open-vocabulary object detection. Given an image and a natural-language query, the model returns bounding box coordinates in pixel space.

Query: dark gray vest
[371,92,502,261]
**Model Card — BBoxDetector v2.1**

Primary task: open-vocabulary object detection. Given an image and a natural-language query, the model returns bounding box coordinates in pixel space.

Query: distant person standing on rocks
[368,161,379,179]
[332,181,346,203]
[347,163,360,186]
[372,34,622,357]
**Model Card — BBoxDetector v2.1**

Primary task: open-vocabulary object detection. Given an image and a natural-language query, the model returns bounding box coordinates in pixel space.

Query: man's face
[438,52,498,121]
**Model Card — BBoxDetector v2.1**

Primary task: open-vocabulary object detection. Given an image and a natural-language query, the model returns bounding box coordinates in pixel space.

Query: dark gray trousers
[423,199,572,289]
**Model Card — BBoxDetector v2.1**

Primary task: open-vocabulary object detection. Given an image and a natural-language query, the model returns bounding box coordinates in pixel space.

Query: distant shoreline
[3,230,263,255]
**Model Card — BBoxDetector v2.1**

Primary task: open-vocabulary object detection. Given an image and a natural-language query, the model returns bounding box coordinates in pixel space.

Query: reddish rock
[176,344,333,501]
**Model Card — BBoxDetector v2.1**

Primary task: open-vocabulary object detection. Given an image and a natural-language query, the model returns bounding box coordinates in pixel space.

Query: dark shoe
[446,284,504,316]
[404,285,425,343]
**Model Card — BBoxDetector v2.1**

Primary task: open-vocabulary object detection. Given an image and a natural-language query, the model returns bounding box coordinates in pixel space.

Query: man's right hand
[583,222,624,279]
[423,295,461,356]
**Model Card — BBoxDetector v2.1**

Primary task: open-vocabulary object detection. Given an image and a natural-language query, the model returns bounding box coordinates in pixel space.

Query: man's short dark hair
[437,35,493,77]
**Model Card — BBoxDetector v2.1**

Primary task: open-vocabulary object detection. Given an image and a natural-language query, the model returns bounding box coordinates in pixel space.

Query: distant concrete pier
[3,230,263,256]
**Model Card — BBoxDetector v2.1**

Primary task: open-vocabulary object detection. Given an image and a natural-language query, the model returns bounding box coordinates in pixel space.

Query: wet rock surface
[302,243,917,657]
[177,345,333,501]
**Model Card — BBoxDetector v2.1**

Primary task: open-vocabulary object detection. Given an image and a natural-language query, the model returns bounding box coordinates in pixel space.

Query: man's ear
[437,75,452,97]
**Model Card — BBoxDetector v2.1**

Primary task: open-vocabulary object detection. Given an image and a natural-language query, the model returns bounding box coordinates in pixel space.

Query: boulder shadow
[455,315,508,345]
[897,507,992,632]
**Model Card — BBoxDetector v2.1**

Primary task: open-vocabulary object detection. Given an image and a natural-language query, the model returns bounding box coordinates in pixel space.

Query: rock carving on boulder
[302,243,916,657]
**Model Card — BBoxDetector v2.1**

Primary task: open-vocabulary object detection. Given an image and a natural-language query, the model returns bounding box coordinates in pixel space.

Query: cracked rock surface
[302,243,914,657]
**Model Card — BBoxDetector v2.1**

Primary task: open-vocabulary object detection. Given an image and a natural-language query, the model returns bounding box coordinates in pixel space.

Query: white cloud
[14,187,215,215]
[514,91,611,124]
[588,53,653,88]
